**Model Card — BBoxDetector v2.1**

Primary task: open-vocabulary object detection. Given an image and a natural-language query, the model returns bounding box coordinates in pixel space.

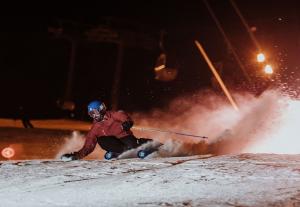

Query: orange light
[1,147,15,159]
[264,64,273,74]
[257,53,265,62]
[195,40,239,111]
[154,64,165,71]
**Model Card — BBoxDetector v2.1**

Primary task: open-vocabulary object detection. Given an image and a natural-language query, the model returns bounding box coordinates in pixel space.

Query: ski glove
[121,120,133,131]
[61,152,79,161]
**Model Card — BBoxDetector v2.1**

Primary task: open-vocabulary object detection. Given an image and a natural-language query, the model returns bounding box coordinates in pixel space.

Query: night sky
[0,0,299,120]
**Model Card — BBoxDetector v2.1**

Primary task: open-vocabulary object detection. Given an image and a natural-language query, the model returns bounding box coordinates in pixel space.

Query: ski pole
[132,126,208,139]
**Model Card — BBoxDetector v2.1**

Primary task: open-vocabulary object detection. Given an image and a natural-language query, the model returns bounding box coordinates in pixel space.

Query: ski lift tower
[48,18,157,111]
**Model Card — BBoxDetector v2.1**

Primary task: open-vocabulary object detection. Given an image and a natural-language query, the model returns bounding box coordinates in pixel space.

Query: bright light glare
[257,53,265,62]
[1,147,15,159]
[264,64,273,74]
[247,99,300,154]
[154,64,165,71]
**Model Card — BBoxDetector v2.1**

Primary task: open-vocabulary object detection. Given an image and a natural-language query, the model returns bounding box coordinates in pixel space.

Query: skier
[18,105,34,129]
[61,100,151,160]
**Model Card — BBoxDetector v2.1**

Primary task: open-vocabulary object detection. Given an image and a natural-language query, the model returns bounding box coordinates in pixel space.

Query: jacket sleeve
[75,127,98,159]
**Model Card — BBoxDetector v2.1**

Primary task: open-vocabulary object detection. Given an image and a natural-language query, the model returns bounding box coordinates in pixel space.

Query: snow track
[1,154,300,206]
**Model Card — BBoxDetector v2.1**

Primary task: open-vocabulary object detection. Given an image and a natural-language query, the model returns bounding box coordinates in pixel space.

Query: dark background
[0,0,299,120]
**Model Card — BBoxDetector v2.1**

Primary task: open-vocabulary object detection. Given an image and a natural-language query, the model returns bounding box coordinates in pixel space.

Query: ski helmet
[87,100,106,120]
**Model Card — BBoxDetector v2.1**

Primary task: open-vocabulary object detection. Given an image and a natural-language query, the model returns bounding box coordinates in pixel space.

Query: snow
[1,154,300,206]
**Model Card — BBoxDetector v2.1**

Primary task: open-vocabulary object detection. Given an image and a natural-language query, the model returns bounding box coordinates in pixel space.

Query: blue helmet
[87,100,106,114]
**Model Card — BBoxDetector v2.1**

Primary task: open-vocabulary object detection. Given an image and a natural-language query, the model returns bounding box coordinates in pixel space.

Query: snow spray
[55,131,85,159]
[132,89,288,157]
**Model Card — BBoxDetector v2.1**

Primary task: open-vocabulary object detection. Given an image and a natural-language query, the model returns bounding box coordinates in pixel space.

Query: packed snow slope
[1,154,300,207]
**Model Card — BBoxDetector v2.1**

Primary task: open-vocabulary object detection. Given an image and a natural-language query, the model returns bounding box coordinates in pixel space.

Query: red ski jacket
[76,110,133,159]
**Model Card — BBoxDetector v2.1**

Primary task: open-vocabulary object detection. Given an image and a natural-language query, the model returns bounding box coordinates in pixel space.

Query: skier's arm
[113,111,134,131]
[74,129,98,159]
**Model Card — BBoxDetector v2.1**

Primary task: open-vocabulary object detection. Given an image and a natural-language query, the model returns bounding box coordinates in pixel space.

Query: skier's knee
[120,135,139,149]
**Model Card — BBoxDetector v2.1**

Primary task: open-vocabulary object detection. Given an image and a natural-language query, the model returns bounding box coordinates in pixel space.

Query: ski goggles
[88,109,101,119]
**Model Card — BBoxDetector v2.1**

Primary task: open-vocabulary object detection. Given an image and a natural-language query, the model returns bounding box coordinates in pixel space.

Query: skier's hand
[121,120,133,131]
[61,152,79,161]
